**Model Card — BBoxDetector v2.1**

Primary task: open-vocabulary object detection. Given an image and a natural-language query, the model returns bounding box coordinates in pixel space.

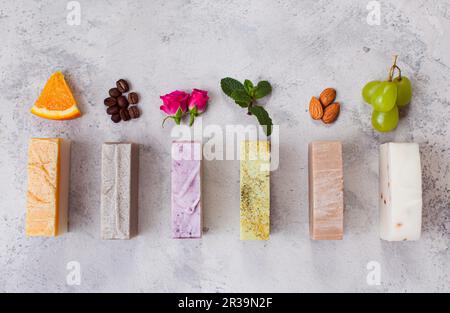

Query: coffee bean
[109,88,122,98]
[120,108,131,121]
[116,79,129,93]
[104,97,117,107]
[128,106,140,119]
[107,105,120,115]
[117,95,129,108]
[128,92,139,104]
[111,114,121,123]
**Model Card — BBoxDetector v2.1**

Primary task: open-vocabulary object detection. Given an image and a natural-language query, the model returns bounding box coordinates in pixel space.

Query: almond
[309,96,323,120]
[322,102,340,124]
[319,88,336,107]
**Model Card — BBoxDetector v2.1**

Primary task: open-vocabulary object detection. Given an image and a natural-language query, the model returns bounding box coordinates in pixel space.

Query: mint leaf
[244,79,254,96]
[235,101,250,108]
[221,77,245,98]
[254,81,272,99]
[249,105,273,136]
[231,89,252,105]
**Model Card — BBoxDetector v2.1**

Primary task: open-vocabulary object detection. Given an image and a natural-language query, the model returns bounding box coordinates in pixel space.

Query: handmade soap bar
[171,141,202,239]
[101,143,138,240]
[308,141,344,240]
[240,141,270,240]
[379,143,422,241]
[26,138,70,237]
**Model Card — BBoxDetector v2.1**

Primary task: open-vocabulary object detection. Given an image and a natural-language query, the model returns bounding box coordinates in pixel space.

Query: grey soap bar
[101,143,139,239]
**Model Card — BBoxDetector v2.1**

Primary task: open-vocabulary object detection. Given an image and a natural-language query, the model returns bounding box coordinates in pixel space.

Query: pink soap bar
[171,141,202,238]
[308,141,344,240]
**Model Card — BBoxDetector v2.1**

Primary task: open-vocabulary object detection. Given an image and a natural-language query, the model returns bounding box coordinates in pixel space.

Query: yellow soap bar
[240,141,270,240]
[26,138,70,237]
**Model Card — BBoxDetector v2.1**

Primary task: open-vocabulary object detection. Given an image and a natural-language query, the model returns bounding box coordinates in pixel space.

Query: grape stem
[388,55,402,82]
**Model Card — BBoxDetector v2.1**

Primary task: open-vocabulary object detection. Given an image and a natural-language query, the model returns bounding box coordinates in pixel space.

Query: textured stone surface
[0,0,449,292]
[309,141,344,240]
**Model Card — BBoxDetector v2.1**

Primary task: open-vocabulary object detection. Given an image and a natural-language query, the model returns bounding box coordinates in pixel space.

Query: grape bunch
[362,56,412,132]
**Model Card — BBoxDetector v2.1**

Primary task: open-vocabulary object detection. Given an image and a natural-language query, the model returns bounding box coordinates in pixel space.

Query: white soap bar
[101,143,139,239]
[379,143,422,241]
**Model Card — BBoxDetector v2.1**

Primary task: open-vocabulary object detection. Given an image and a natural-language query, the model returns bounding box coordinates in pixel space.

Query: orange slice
[31,72,81,120]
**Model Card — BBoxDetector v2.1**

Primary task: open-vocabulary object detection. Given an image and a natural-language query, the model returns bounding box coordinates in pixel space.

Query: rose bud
[160,90,190,126]
[187,89,209,126]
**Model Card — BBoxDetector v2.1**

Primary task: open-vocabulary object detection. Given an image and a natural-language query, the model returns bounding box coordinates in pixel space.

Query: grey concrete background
[0,0,449,292]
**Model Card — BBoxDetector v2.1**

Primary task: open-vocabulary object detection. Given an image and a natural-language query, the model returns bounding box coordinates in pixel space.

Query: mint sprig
[220,77,273,136]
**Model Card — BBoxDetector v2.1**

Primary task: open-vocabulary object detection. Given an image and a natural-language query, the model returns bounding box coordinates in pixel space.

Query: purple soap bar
[171,141,202,238]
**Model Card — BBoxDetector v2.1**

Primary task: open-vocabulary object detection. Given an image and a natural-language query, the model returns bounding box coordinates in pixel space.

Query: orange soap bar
[308,141,344,240]
[26,138,71,237]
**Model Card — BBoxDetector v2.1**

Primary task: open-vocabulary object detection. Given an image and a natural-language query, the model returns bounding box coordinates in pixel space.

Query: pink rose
[188,89,209,113]
[188,89,209,126]
[160,90,189,125]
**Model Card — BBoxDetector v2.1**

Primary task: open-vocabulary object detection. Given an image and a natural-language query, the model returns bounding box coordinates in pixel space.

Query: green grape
[362,80,381,104]
[371,105,399,132]
[370,82,397,112]
[393,75,412,107]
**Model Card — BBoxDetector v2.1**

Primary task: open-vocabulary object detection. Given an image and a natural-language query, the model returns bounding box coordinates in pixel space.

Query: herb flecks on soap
[220,77,273,136]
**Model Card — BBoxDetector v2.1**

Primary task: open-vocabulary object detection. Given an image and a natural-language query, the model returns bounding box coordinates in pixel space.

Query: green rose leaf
[174,107,184,125]
[221,77,245,98]
[244,79,254,96]
[249,105,273,136]
[254,81,272,99]
[189,106,198,127]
